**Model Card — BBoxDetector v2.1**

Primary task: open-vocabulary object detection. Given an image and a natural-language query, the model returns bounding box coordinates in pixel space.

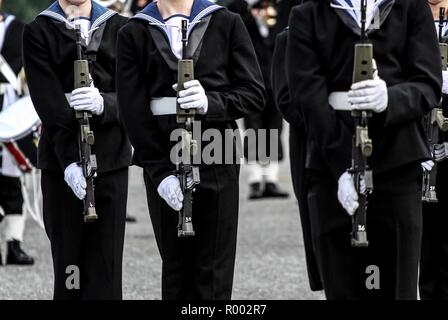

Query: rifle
[74,25,98,222]
[422,7,448,203]
[176,20,200,238]
[349,0,373,248]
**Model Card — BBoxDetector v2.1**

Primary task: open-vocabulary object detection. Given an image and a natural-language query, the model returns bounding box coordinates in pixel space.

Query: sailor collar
[132,0,224,38]
[329,0,395,36]
[435,19,448,38]
[38,1,117,31]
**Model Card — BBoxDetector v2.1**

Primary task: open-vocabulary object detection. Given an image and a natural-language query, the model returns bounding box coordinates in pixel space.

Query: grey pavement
[0,150,325,300]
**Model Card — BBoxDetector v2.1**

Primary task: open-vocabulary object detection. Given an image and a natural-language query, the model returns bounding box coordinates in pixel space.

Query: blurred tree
[3,0,53,22]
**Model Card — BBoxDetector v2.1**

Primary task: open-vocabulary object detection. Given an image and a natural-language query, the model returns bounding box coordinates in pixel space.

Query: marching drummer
[0,1,35,266]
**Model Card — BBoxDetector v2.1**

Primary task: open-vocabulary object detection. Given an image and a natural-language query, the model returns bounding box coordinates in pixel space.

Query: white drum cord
[21,169,44,230]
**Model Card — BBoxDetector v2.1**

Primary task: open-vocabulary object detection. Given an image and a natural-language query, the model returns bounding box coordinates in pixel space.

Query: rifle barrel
[75,25,83,61]
[181,20,188,60]
[360,0,367,42]
[440,7,445,43]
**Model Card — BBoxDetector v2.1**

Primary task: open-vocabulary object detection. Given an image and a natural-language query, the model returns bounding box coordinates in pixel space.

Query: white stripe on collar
[91,10,116,29]
[330,0,390,29]
[190,4,222,25]
[331,0,357,22]
[38,8,116,31]
[133,4,222,39]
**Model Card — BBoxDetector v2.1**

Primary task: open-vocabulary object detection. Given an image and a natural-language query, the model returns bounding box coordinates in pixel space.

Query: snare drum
[0,96,41,173]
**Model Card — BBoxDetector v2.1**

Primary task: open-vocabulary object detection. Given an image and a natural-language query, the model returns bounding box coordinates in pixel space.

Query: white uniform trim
[91,10,116,29]
[165,16,188,60]
[39,11,75,28]
[39,8,116,31]
[133,4,223,39]
[330,0,390,30]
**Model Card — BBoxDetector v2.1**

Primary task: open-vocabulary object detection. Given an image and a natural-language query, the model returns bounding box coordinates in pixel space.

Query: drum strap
[0,15,19,93]
[0,54,19,93]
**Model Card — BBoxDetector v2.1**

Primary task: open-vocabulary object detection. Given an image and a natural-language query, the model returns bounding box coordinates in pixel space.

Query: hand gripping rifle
[74,25,98,222]
[422,7,448,203]
[349,0,373,247]
[176,20,200,237]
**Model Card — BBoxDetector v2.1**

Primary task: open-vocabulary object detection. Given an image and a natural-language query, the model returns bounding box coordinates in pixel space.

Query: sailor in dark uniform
[23,0,132,299]
[228,0,289,200]
[117,0,265,299]
[419,0,448,300]
[0,5,34,266]
[287,0,441,299]
[271,25,323,292]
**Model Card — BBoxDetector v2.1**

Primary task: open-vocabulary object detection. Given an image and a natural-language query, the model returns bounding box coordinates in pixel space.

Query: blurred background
[4,1,52,22]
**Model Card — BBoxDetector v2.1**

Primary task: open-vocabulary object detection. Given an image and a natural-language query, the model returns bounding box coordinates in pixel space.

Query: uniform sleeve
[205,14,266,122]
[287,7,352,180]
[23,24,78,171]
[96,92,119,124]
[94,20,123,125]
[271,31,301,126]
[385,0,441,127]
[117,24,174,188]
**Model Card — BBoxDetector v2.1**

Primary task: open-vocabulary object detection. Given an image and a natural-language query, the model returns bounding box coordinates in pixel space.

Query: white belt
[65,94,178,115]
[328,91,351,111]
[150,97,177,116]
[0,84,9,95]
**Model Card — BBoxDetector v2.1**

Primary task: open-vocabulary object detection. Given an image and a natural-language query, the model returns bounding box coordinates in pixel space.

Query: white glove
[442,70,448,95]
[157,175,184,211]
[348,73,388,113]
[434,143,448,162]
[64,162,86,200]
[421,160,435,172]
[174,80,208,115]
[337,172,366,216]
[70,87,104,115]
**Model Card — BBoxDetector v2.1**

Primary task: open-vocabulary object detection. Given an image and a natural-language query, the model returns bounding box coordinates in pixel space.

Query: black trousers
[419,160,448,299]
[144,164,240,300]
[289,126,323,292]
[0,175,23,216]
[41,168,128,300]
[307,163,423,299]
[244,90,284,162]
